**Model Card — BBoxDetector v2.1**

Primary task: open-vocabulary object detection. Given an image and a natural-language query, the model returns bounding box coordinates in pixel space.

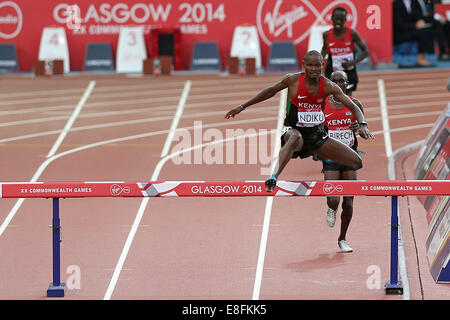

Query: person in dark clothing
[421,0,450,60]
[393,0,437,66]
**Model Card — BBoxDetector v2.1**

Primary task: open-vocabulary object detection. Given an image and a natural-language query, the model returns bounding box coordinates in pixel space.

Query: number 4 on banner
[49,33,60,46]
[38,27,70,74]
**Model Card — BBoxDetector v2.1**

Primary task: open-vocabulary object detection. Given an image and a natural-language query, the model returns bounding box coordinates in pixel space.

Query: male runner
[224,50,374,192]
[321,6,370,95]
[321,70,364,253]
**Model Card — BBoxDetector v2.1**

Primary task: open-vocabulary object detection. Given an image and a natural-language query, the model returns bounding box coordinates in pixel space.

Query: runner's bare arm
[349,98,364,131]
[342,30,370,69]
[351,29,370,64]
[321,32,329,72]
[225,74,291,119]
[321,31,329,59]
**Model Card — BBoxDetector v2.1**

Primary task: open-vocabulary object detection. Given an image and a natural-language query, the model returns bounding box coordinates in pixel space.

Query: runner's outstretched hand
[225,105,244,119]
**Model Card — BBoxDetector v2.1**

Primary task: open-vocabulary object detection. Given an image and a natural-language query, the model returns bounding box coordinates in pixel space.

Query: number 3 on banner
[127,31,136,46]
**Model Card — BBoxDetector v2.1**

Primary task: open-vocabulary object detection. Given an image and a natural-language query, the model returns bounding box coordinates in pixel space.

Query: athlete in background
[321,6,370,96]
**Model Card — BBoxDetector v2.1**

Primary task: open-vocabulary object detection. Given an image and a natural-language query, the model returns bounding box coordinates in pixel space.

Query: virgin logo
[256,0,357,46]
[323,183,344,194]
[0,1,22,39]
[110,184,130,196]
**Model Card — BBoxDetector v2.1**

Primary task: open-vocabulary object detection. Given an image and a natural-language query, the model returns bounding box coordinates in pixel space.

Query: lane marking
[363,100,446,113]
[0,74,436,298]
[47,81,96,158]
[103,80,191,300]
[0,105,441,132]
[161,80,191,157]
[103,104,281,299]
[0,81,272,108]
[377,79,393,158]
[0,106,277,144]
[252,89,286,300]
[356,92,450,105]
[0,81,96,238]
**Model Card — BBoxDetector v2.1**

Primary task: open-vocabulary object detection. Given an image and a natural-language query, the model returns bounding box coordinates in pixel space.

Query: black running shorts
[281,123,329,159]
[321,159,359,173]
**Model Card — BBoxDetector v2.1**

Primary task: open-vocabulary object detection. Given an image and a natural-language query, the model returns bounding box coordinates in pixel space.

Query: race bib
[331,53,354,71]
[328,129,354,146]
[297,111,325,127]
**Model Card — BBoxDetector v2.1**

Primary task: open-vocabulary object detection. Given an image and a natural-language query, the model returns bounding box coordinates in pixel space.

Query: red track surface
[0,69,449,300]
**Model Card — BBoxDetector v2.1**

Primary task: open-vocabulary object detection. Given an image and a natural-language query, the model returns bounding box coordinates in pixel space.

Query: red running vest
[326,27,355,71]
[323,95,356,147]
[285,73,326,128]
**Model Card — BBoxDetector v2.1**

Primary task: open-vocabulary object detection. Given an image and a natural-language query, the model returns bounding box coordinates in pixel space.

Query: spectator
[393,0,437,66]
[424,0,450,60]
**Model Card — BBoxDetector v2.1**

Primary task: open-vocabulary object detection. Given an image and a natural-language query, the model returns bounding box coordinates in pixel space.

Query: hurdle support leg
[47,197,65,297]
[385,196,403,295]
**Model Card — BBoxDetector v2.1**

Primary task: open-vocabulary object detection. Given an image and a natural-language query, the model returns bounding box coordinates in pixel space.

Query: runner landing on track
[224,50,374,193]
[320,70,366,253]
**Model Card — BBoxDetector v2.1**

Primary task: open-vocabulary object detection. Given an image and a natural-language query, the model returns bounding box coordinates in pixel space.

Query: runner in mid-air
[224,50,374,193]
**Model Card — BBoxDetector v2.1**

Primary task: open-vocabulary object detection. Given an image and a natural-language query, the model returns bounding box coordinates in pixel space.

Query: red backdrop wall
[0,0,392,71]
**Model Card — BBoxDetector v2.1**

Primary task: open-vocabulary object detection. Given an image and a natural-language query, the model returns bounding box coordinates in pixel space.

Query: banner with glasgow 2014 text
[0,0,392,71]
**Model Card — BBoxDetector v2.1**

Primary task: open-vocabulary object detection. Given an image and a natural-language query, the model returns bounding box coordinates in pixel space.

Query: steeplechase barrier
[1,179,449,297]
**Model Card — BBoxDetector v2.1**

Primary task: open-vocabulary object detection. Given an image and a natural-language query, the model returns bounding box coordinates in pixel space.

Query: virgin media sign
[0,1,22,39]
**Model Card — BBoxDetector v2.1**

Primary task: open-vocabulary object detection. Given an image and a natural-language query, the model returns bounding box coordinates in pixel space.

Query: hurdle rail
[1,180,449,297]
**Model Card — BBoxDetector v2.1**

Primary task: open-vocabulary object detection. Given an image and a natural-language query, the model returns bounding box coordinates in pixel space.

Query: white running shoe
[338,240,353,253]
[326,208,336,228]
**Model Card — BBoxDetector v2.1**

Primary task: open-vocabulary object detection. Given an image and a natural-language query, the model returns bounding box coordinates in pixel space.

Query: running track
[0,69,449,300]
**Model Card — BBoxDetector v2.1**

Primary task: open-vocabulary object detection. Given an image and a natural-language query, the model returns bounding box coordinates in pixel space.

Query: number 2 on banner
[241,30,251,46]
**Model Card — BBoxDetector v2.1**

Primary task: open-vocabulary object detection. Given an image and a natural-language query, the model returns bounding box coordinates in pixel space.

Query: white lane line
[252,89,286,300]
[0,116,69,128]
[0,86,266,116]
[103,105,281,300]
[2,117,277,162]
[359,92,450,105]
[371,123,434,135]
[0,81,96,238]
[0,109,435,148]
[0,118,278,244]
[0,80,267,108]
[0,81,185,99]
[0,105,441,131]
[161,81,191,157]
[377,79,393,158]
[103,80,191,300]
[47,81,96,158]
[0,108,277,144]
[364,103,444,115]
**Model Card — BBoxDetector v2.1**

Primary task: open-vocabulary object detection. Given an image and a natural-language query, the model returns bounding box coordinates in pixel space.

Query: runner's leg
[338,170,357,241]
[324,170,340,228]
[266,129,303,192]
[315,138,362,169]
